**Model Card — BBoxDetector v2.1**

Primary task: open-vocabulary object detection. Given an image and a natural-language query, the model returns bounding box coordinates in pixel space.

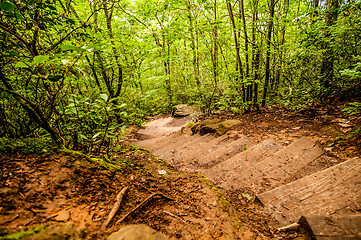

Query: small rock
[285,141,290,144]
[107,224,169,240]
[172,104,195,117]
[54,210,70,222]
[158,170,167,175]
[324,147,333,152]
[191,119,241,135]
[226,130,239,138]
[338,123,353,128]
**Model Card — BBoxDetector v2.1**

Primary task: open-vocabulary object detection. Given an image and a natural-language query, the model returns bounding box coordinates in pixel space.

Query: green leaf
[100,93,108,102]
[15,61,29,68]
[33,55,49,64]
[15,12,24,20]
[241,193,252,201]
[47,75,64,82]
[0,2,16,11]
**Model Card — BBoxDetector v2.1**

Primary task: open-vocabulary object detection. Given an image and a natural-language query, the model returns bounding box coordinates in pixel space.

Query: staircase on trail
[134,117,361,239]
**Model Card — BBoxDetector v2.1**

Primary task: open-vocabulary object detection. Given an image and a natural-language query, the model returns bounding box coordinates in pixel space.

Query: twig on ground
[101,186,128,231]
[277,222,300,232]
[163,210,186,223]
[115,192,173,225]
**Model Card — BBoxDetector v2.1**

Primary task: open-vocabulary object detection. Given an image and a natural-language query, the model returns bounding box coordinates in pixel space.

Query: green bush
[0,138,53,154]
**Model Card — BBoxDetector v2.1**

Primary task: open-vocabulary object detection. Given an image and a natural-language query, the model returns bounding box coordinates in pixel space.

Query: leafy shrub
[0,138,53,154]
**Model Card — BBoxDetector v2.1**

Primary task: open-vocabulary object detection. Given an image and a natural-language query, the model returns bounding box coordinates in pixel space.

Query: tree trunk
[102,0,123,98]
[274,0,289,92]
[212,0,218,85]
[226,0,244,97]
[185,0,200,87]
[240,0,251,104]
[251,0,260,108]
[319,0,339,94]
[262,0,275,107]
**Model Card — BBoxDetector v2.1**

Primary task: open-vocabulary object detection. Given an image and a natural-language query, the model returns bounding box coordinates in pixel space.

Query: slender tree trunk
[262,0,275,107]
[185,0,200,86]
[226,0,244,98]
[319,0,339,94]
[251,0,260,108]
[239,0,251,104]
[102,0,123,98]
[212,0,218,85]
[274,0,289,92]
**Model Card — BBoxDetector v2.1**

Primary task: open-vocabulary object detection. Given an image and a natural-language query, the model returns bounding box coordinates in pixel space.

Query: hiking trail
[133,116,361,240]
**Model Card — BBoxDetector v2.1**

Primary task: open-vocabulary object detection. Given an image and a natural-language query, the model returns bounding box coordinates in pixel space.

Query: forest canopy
[0,0,360,151]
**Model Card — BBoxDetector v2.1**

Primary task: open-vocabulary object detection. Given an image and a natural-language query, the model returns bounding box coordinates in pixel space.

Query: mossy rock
[107,224,168,240]
[191,119,241,136]
[1,224,81,240]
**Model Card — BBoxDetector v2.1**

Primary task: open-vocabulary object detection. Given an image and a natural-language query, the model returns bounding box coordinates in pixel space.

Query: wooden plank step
[257,157,361,225]
[147,133,184,152]
[176,134,233,164]
[159,134,205,160]
[201,138,283,185]
[196,136,256,169]
[154,135,195,158]
[169,134,216,164]
[220,136,323,192]
[136,133,179,149]
[299,215,361,240]
[176,135,235,171]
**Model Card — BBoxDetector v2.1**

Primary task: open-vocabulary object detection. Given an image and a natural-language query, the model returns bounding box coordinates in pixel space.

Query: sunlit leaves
[100,93,109,102]
[15,61,31,68]
[33,55,49,64]
[0,1,16,11]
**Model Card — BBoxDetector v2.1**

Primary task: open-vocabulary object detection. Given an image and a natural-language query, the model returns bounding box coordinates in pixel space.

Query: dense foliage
[0,0,360,151]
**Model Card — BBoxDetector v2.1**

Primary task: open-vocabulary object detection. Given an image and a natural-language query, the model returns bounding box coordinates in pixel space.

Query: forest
[0,0,360,150]
[1,1,361,239]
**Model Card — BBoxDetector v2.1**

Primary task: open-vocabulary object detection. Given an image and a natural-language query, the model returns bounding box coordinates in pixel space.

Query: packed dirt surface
[1,98,360,239]
[0,149,250,239]
[136,116,191,139]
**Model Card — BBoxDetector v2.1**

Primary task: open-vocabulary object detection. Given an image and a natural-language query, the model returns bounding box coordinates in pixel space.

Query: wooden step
[299,215,361,240]
[136,133,179,149]
[257,157,361,225]
[201,138,283,185]
[219,136,323,192]
[159,134,205,160]
[196,136,256,169]
[169,134,216,164]
[153,135,192,157]
[176,134,232,164]
[176,135,235,172]
[147,133,184,152]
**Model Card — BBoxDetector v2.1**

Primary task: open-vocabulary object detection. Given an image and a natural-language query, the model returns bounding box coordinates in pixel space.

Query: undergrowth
[0,138,54,154]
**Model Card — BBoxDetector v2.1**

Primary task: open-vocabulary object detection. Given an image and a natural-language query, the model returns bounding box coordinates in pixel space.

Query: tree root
[101,186,129,231]
[115,192,173,225]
